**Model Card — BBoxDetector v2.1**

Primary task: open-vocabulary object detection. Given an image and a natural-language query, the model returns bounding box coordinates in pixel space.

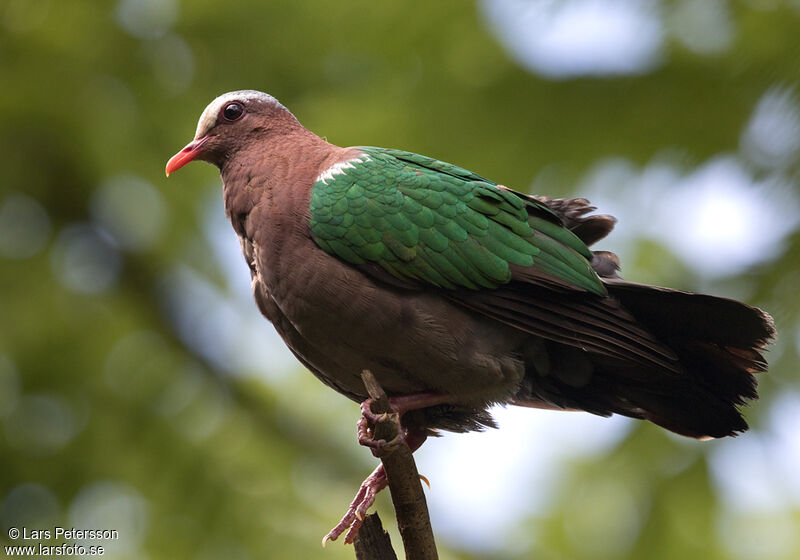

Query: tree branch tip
[361,369,388,403]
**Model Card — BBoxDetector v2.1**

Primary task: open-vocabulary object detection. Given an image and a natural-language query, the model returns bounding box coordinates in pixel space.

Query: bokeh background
[1,0,799,558]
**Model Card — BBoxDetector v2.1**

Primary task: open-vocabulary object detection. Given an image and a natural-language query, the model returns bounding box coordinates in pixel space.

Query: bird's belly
[254,248,527,406]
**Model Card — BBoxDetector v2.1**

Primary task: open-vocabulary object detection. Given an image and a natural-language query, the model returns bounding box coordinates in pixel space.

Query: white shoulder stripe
[316,155,371,185]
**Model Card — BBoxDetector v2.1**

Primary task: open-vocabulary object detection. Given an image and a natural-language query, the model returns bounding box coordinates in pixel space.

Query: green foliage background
[1,1,798,558]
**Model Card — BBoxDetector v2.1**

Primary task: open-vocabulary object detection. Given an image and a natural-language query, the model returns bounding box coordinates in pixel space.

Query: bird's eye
[222,102,244,122]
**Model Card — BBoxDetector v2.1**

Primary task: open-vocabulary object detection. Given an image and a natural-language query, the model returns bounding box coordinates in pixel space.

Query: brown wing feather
[448,283,681,374]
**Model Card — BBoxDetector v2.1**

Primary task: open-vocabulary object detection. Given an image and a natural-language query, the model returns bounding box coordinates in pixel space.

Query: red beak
[165,136,209,176]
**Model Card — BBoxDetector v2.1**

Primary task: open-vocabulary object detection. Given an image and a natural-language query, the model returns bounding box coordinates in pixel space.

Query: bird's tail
[512,280,774,439]
[601,280,774,438]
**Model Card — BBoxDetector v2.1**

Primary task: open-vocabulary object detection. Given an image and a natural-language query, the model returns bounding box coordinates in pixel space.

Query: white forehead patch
[194,90,287,138]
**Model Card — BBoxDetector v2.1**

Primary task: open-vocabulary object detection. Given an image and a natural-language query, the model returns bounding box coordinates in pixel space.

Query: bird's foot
[357,392,450,457]
[322,464,387,546]
[357,400,404,457]
[325,391,441,546]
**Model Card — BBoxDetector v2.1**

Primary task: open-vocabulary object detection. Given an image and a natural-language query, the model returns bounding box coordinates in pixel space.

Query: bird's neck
[221,127,333,224]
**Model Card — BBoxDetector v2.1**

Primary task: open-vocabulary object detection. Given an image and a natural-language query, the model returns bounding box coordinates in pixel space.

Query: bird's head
[165,90,297,176]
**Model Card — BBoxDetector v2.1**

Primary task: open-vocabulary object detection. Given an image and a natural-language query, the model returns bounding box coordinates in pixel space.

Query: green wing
[309,147,605,295]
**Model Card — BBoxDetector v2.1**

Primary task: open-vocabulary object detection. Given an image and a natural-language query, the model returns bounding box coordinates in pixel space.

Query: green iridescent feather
[309,147,604,295]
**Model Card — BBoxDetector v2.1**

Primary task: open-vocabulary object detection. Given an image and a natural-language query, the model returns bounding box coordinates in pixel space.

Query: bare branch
[354,513,398,560]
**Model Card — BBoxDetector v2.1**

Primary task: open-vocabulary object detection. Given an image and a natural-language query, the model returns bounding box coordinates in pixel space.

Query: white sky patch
[416,406,631,551]
[741,85,800,171]
[115,0,177,40]
[656,158,797,275]
[710,392,800,513]
[668,0,735,55]
[579,155,800,278]
[481,0,664,78]
[68,482,149,557]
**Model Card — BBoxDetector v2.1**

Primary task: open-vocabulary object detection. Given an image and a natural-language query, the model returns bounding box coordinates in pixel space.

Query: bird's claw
[322,464,387,546]
[357,416,405,457]
[359,399,400,425]
[358,400,404,457]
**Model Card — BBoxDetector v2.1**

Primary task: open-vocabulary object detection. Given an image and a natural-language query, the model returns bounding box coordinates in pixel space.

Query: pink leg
[380,392,452,416]
[324,393,444,545]
[322,463,387,546]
